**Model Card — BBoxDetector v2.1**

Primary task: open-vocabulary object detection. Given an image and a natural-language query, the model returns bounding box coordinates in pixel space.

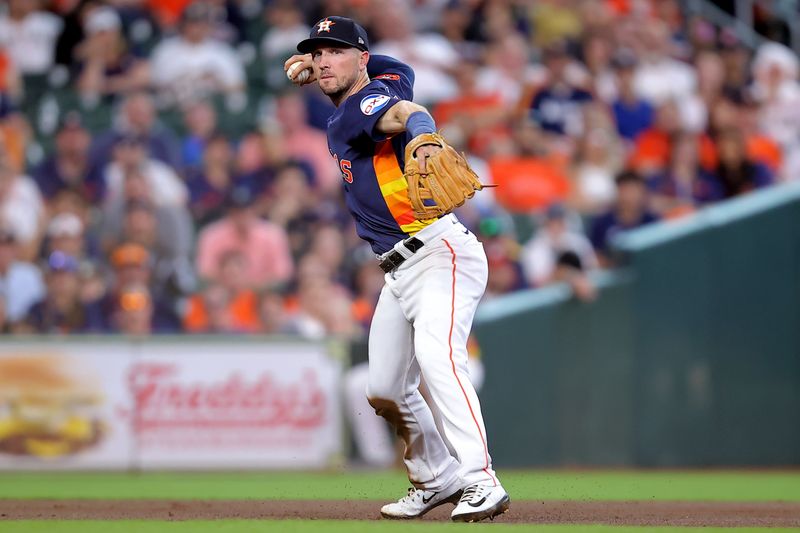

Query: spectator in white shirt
[520,203,598,288]
[150,2,245,105]
[0,137,44,261]
[0,224,45,322]
[0,0,62,75]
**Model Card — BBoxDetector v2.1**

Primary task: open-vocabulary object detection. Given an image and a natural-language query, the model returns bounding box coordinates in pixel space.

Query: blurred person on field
[0,224,44,323]
[16,251,104,334]
[76,6,150,103]
[274,91,339,192]
[103,134,188,209]
[369,0,459,105]
[0,136,45,261]
[196,185,293,288]
[0,0,62,75]
[32,112,105,204]
[697,128,773,203]
[180,99,218,170]
[149,1,245,106]
[111,282,155,335]
[590,170,659,265]
[520,203,598,289]
[526,40,594,139]
[91,91,181,169]
[183,250,260,334]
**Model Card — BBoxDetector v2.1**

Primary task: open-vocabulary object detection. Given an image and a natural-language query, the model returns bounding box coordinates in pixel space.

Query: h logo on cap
[317,18,335,33]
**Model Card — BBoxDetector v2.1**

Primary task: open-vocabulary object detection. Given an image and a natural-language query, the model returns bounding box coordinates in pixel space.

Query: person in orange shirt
[183,249,260,333]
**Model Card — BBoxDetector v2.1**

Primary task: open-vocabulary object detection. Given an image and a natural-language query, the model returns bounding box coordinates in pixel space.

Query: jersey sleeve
[367,54,414,102]
[339,85,404,143]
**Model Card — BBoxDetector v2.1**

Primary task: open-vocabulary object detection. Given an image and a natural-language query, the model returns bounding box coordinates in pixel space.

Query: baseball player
[285,16,509,522]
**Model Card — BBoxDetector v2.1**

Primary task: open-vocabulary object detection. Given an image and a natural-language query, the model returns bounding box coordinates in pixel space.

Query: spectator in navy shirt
[31,113,104,204]
[611,50,654,142]
[590,170,659,265]
[529,40,593,137]
[697,128,773,202]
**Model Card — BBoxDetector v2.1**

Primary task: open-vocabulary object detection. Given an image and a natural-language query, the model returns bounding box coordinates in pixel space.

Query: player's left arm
[375,100,440,172]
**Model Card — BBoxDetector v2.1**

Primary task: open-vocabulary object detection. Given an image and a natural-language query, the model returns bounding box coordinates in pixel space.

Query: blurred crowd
[0,0,797,336]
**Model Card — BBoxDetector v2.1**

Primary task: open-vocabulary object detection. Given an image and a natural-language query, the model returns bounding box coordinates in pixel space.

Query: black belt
[379,237,424,273]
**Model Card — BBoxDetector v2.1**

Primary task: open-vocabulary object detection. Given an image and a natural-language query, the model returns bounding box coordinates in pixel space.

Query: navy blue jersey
[326,55,436,255]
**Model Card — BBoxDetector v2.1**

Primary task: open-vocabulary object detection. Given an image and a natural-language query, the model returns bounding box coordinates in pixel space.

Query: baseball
[287,61,311,84]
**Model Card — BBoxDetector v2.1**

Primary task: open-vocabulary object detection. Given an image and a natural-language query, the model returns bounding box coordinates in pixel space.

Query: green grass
[1,470,799,501]
[0,523,797,533]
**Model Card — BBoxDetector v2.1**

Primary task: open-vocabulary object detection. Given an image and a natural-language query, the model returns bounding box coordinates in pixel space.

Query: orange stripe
[443,238,496,486]
[373,140,432,233]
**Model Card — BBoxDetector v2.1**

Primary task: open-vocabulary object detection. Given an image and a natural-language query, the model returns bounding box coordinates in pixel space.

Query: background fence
[474,183,800,467]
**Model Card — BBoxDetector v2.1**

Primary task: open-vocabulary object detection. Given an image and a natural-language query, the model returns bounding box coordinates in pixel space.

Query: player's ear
[359,51,370,71]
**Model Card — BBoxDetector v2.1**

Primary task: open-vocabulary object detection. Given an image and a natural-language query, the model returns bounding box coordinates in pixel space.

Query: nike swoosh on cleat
[422,494,436,504]
[467,497,487,507]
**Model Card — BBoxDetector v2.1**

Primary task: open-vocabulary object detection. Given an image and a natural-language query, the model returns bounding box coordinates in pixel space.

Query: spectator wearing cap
[0,133,45,261]
[590,170,659,265]
[0,0,63,75]
[44,212,88,261]
[0,225,45,323]
[99,242,182,333]
[103,133,188,209]
[76,6,150,102]
[31,113,105,204]
[196,185,293,288]
[16,251,104,334]
[149,1,245,105]
[526,40,594,137]
[90,91,181,170]
[520,203,598,288]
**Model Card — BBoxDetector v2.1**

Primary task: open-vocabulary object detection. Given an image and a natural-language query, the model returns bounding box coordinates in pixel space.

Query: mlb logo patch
[360,94,391,116]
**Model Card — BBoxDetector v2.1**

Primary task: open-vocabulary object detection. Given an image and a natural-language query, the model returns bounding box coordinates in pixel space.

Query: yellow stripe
[379,177,409,197]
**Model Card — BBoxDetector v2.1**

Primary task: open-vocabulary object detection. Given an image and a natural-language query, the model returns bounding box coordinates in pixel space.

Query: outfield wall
[474,183,800,467]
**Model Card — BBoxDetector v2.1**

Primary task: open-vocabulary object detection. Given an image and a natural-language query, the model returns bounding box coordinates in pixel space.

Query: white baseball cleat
[450,482,510,523]
[380,486,463,519]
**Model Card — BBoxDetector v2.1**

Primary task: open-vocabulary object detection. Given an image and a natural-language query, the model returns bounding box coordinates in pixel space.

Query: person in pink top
[195,185,293,288]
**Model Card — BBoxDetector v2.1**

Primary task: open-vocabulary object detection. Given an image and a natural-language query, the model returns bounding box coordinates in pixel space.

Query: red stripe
[443,238,496,486]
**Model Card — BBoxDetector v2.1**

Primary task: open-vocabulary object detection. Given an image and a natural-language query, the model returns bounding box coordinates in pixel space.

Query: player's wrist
[407,111,436,138]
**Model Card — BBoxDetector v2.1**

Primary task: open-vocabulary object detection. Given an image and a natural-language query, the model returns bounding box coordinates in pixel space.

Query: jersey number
[335,155,353,183]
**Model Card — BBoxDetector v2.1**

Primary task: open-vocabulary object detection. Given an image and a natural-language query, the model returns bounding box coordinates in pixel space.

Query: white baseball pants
[367,214,498,491]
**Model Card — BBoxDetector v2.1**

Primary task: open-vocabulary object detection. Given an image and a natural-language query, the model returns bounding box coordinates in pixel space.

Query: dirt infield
[1,499,799,526]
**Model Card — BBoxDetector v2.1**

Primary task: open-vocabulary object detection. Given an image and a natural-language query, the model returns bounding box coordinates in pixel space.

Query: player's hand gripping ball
[287,61,312,84]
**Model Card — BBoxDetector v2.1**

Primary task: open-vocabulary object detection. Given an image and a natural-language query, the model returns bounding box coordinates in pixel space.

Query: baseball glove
[404,133,490,220]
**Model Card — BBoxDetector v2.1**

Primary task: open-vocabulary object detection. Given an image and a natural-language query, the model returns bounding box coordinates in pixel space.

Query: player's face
[312,46,364,99]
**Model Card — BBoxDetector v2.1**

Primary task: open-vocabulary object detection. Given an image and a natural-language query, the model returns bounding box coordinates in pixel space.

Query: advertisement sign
[0,338,344,470]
